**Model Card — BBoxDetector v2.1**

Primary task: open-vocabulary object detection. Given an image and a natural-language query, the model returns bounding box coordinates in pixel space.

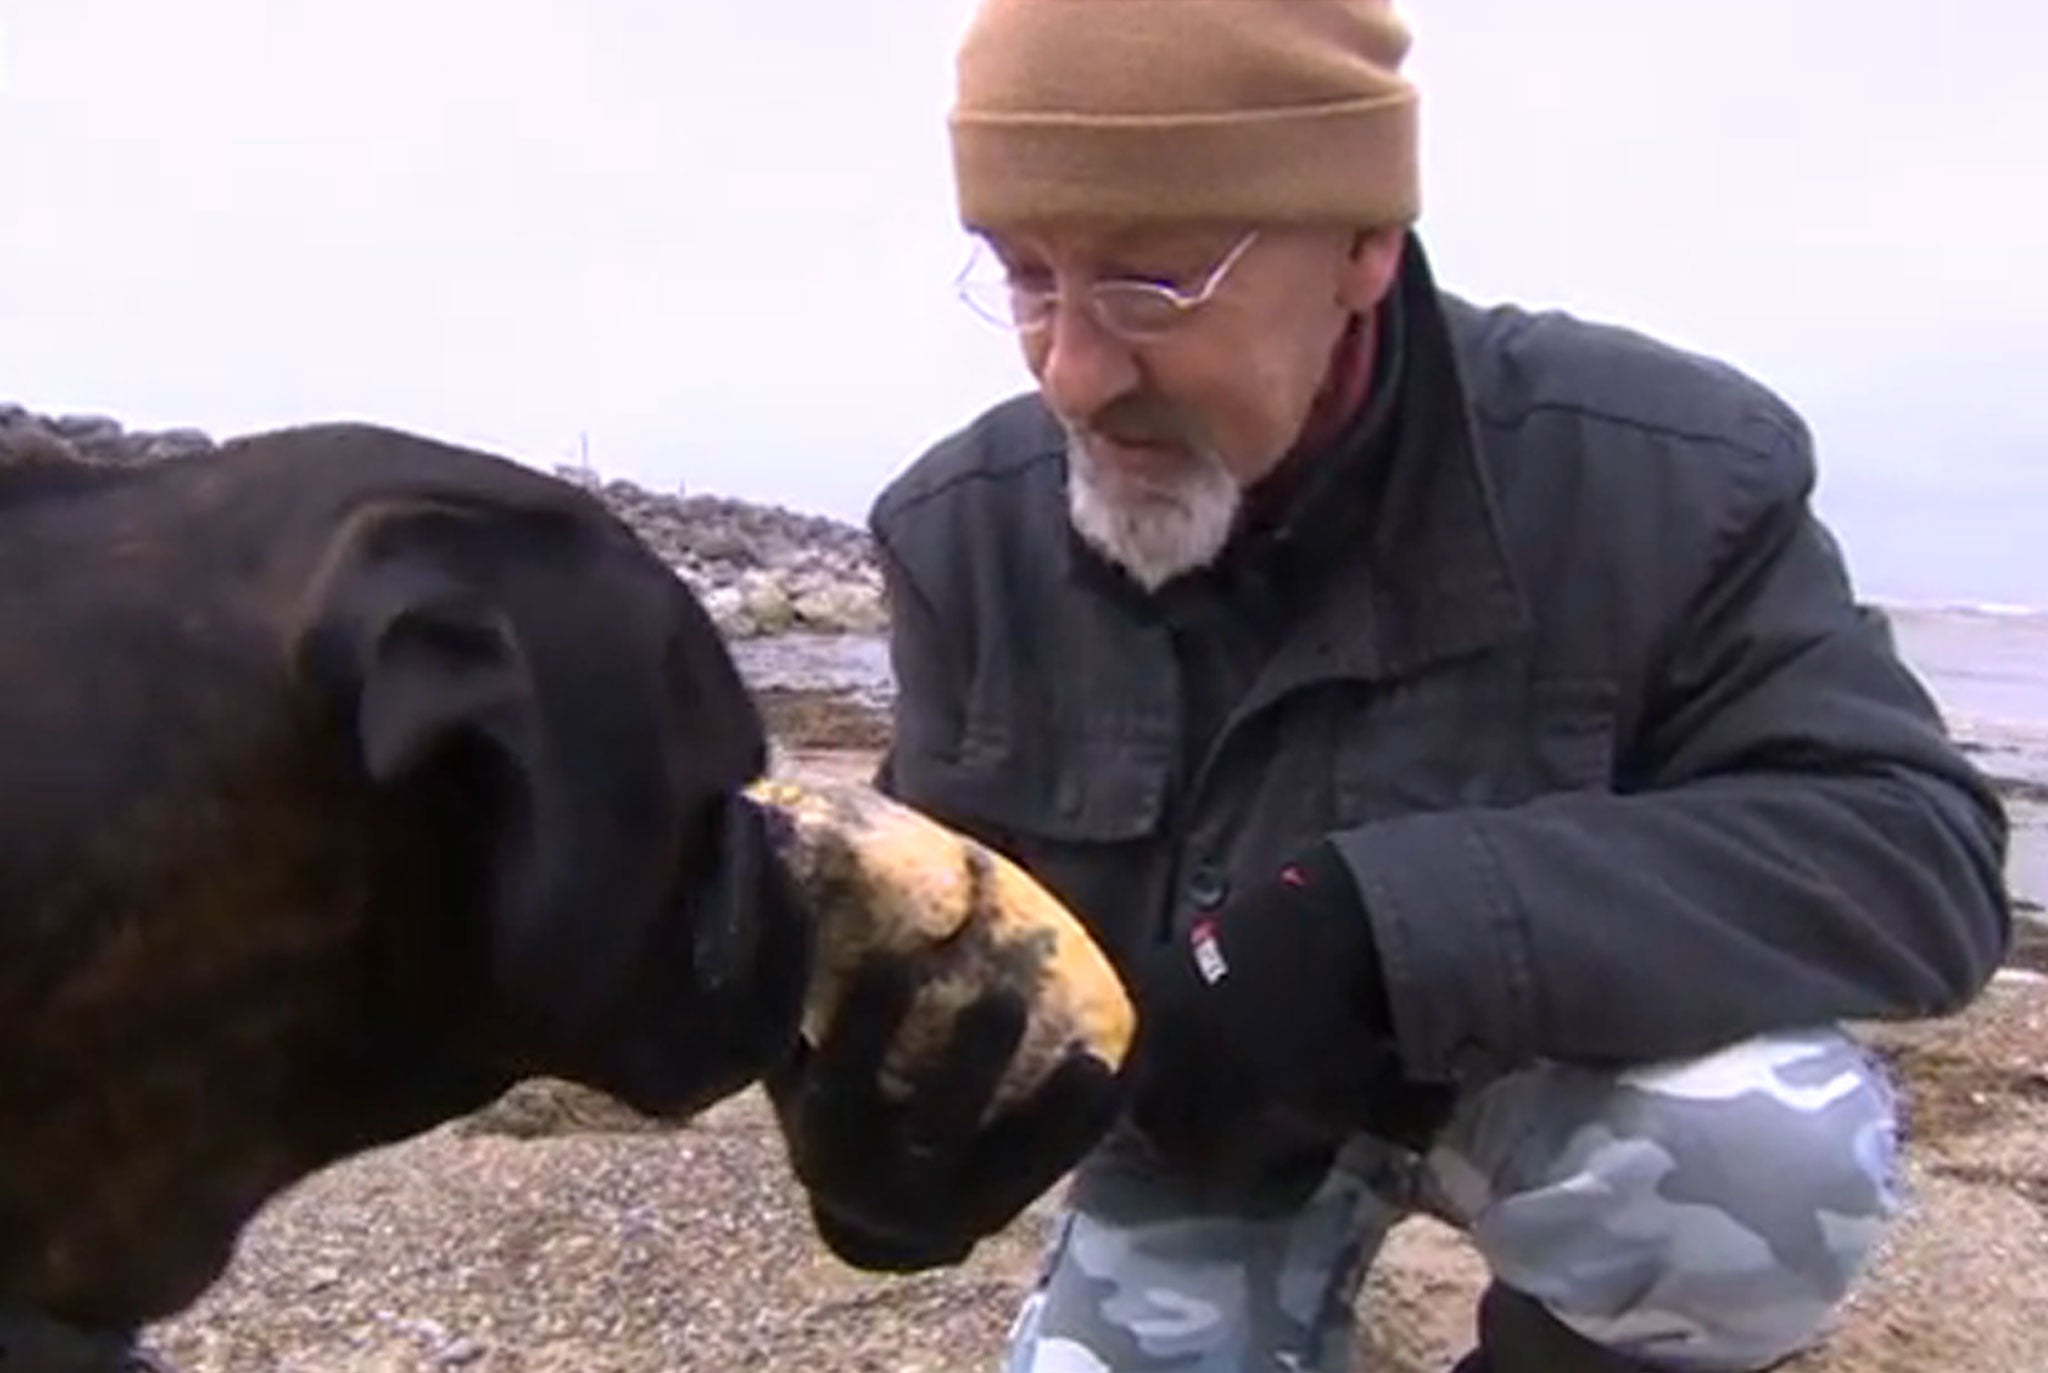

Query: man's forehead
[978,219,1251,266]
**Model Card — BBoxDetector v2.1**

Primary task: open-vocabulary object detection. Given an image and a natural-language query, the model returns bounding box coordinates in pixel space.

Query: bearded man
[776,2,2012,1369]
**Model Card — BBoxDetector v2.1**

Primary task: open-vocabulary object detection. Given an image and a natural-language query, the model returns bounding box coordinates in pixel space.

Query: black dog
[0,423,812,1365]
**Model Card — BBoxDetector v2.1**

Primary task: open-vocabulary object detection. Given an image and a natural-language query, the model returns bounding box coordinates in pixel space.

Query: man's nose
[1029,292,1141,427]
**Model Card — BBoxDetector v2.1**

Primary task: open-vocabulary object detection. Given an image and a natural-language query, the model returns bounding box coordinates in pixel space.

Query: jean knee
[1005,1161,1392,1373]
[1472,1030,1900,1370]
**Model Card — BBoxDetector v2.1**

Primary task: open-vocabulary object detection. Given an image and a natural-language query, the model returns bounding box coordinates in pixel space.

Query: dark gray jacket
[867,238,2009,1086]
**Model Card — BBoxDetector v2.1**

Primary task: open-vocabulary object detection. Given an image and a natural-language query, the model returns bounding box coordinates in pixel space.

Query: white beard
[1065,429,1241,593]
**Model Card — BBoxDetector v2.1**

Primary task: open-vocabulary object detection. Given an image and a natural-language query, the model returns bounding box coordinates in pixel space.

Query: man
[772,1,2011,1369]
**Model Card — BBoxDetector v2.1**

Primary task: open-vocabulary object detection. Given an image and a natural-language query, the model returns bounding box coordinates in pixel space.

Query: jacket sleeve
[864,520,1033,862]
[868,524,959,802]
[1333,432,2013,1081]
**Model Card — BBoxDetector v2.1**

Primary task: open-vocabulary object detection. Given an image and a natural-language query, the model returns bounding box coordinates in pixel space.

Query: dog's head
[289,448,810,1119]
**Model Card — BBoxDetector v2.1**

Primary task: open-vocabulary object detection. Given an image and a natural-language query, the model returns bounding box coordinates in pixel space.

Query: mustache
[1076,394,1196,450]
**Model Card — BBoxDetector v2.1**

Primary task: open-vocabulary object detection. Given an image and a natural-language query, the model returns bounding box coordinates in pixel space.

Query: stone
[1,399,893,638]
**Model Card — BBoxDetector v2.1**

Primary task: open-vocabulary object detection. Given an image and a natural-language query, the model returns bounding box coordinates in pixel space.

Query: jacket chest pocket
[885,725,1173,968]
[1331,675,1617,825]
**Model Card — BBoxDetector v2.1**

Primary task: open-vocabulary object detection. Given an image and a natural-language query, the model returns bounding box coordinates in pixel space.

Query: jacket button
[1186,866,1230,910]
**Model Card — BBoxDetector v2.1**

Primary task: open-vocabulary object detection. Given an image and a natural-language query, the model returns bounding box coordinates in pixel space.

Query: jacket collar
[1331,232,1528,679]
[1060,231,1528,684]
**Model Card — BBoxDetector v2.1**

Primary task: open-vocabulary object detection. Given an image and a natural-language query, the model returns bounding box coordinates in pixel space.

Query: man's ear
[1337,226,1405,315]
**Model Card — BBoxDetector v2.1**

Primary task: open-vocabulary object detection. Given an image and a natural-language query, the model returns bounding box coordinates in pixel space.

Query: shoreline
[752,680,2048,964]
[750,677,2048,777]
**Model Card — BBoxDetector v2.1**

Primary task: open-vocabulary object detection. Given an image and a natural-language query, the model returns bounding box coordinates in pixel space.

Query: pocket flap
[890,732,1168,844]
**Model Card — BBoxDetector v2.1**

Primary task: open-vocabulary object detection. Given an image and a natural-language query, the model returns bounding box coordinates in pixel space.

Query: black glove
[766,957,1123,1272]
[1129,840,1456,1184]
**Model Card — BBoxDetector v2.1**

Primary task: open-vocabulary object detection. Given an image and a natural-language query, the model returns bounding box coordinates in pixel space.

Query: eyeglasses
[954,230,1260,341]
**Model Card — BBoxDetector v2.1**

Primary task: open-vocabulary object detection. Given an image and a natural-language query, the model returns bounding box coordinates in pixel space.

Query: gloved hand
[765,957,1123,1272]
[1129,840,1457,1184]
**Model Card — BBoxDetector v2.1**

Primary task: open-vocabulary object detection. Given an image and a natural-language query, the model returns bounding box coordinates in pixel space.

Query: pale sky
[1,1,2042,605]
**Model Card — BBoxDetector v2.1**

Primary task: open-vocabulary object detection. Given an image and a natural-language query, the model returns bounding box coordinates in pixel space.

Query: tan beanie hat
[949,0,1419,229]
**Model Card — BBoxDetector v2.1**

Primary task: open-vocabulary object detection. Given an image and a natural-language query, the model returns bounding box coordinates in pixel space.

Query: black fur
[0,422,808,1335]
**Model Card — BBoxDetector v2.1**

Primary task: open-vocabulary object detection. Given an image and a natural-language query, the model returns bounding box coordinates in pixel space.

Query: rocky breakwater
[0,403,889,641]
[547,469,895,750]
[550,469,886,640]
[0,402,217,467]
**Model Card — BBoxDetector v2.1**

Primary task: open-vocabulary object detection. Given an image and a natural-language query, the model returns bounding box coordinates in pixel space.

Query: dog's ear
[291,500,579,1054]
[290,494,796,1114]
[355,589,533,786]
[295,501,539,791]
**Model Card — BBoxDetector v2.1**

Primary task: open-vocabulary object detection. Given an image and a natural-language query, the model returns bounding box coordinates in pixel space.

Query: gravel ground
[139,748,2048,1372]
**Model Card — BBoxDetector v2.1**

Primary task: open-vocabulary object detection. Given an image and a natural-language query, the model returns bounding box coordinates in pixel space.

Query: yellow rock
[745,777,1135,1118]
